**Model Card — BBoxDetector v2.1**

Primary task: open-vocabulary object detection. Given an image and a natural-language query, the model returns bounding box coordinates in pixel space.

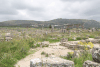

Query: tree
[49,24,52,28]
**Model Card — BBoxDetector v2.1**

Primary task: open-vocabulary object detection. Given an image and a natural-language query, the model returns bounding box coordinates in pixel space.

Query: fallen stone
[92,46,100,63]
[83,60,100,67]
[30,57,74,67]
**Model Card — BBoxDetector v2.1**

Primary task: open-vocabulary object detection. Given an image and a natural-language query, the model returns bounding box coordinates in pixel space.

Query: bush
[41,51,46,55]
[76,37,81,40]
[89,35,94,38]
[68,38,75,41]
[36,44,40,47]
[45,53,49,57]
[66,52,74,60]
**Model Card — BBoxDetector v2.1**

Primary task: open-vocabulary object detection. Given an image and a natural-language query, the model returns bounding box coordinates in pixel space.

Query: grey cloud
[0,8,18,15]
[0,0,100,22]
[11,0,44,11]
[82,1,100,16]
[61,0,90,2]
[0,0,18,15]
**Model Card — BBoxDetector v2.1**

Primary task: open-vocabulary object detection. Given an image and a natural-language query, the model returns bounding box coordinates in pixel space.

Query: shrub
[45,53,49,57]
[76,37,81,40]
[68,38,75,41]
[36,44,40,47]
[66,52,74,60]
[41,51,46,55]
[89,35,94,38]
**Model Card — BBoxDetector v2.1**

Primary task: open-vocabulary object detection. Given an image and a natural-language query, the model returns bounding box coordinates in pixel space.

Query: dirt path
[15,42,73,67]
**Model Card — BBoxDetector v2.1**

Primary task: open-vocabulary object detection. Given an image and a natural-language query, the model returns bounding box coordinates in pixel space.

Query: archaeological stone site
[0,22,100,67]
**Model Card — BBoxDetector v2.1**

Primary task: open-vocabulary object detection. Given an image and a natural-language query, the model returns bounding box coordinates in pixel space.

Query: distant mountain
[0,19,100,28]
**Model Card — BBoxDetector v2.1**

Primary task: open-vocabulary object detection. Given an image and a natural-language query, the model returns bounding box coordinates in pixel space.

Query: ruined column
[51,25,54,32]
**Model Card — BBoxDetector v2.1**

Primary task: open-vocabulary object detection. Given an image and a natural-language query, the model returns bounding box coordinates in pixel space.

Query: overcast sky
[0,0,100,22]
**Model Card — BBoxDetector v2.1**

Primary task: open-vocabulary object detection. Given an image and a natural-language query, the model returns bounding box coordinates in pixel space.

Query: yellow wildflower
[85,47,88,50]
[70,52,74,55]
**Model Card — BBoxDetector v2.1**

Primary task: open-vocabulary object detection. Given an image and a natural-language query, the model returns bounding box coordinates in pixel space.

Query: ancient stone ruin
[5,33,12,41]
[30,57,74,67]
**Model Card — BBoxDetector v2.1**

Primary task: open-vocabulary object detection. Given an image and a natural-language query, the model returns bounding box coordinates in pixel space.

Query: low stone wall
[85,39,100,43]
[61,42,91,50]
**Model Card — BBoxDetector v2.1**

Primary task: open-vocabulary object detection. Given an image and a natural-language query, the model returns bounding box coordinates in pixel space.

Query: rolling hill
[0,19,100,28]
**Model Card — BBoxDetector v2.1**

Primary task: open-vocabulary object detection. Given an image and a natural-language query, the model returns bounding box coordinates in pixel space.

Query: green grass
[68,38,76,41]
[89,35,95,38]
[45,53,49,57]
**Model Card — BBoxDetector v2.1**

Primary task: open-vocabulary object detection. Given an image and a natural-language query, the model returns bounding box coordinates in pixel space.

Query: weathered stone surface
[41,41,49,46]
[85,39,100,43]
[60,38,68,43]
[5,33,12,41]
[73,50,81,58]
[61,42,69,47]
[92,46,100,63]
[95,36,100,39]
[92,28,96,32]
[72,37,76,40]
[83,60,100,67]
[38,41,49,47]
[67,44,77,50]
[88,30,92,32]
[30,57,74,67]
[61,41,91,50]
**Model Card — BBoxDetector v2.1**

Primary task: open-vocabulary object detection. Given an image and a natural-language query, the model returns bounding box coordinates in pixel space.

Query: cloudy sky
[0,0,100,22]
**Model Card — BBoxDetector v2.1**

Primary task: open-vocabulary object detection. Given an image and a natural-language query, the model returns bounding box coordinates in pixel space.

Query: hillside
[0,19,100,28]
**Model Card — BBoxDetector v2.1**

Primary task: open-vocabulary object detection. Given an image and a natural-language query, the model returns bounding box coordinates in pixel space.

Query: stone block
[92,47,100,63]
[83,60,100,67]
[30,57,74,67]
